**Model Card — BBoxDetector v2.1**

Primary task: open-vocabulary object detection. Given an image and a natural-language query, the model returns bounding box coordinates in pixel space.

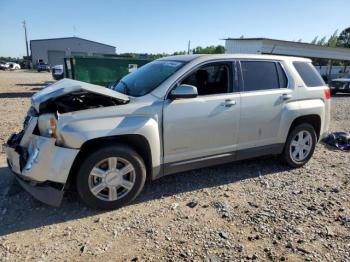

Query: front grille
[331,81,348,88]
[7,131,24,147]
[22,106,37,130]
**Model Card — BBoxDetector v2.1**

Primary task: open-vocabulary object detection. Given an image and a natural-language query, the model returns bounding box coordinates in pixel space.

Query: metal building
[30,37,116,67]
[224,38,350,61]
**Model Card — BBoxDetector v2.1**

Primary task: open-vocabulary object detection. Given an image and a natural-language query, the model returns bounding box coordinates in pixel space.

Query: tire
[76,144,146,210]
[282,123,317,168]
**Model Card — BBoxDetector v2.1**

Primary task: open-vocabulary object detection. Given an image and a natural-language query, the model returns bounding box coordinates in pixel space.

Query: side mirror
[170,84,198,99]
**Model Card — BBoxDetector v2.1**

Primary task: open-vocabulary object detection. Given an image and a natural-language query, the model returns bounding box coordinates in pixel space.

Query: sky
[0,0,349,57]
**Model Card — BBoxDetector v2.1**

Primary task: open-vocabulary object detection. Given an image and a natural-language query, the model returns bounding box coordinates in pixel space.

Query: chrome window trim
[238,59,291,92]
[165,59,237,100]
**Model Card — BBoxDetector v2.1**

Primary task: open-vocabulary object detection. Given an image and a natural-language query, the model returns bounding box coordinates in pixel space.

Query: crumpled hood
[32,79,129,112]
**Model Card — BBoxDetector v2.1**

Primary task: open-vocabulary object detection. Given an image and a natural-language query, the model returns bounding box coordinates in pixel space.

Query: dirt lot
[0,70,349,261]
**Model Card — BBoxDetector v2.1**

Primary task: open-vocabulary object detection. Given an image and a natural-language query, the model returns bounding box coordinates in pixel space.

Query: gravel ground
[0,70,349,261]
[0,70,53,163]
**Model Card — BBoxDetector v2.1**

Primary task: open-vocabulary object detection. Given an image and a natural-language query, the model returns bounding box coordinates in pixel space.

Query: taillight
[324,87,331,100]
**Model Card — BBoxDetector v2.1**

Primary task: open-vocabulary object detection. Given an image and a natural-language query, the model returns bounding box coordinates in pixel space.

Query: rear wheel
[76,144,146,210]
[282,123,317,168]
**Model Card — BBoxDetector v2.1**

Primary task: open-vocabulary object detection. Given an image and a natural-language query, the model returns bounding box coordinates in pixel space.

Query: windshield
[112,60,185,97]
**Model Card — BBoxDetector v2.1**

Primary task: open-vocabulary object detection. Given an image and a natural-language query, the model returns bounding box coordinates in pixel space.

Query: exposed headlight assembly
[38,113,58,138]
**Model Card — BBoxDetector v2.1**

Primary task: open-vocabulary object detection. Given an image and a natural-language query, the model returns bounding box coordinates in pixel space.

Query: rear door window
[293,62,325,87]
[241,61,285,91]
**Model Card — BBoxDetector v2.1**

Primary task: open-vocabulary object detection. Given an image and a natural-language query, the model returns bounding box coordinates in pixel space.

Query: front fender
[57,114,162,175]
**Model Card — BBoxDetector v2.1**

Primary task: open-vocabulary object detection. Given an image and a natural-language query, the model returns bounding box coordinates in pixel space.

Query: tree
[317,36,327,46]
[311,28,350,73]
[338,27,350,48]
[311,31,339,47]
[192,45,225,54]
[116,44,225,59]
[0,56,20,62]
[311,36,318,44]
[327,29,339,47]
[173,51,187,55]
[214,45,225,53]
[337,27,350,72]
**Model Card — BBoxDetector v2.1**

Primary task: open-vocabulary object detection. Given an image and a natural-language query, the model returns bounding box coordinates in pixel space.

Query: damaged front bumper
[4,117,79,207]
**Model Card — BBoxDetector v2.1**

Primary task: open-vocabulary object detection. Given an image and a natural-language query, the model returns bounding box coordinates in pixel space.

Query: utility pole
[22,20,29,58]
[187,40,191,54]
[22,20,30,68]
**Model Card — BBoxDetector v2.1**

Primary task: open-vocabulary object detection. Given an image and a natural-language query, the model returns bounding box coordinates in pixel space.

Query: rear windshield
[293,62,325,87]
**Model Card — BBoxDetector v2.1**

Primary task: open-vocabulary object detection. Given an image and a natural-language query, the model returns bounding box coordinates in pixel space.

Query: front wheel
[76,144,146,210]
[282,123,317,168]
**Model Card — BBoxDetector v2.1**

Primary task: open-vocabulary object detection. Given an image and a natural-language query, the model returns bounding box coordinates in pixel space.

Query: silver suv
[4,54,331,209]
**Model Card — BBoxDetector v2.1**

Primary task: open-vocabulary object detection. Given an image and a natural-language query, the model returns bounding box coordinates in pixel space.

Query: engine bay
[38,91,128,114]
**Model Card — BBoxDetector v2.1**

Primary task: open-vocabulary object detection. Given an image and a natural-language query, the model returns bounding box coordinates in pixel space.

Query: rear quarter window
[293,62,325,87]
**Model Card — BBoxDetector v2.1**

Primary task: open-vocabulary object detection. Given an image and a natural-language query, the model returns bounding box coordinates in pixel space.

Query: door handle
[223,99,236,107]
[281,93,292,100]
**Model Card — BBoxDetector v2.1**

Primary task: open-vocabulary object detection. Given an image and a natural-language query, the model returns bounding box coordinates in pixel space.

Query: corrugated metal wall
[225,40,263,54]
[48,50,65,66]
[30,37,116,67]
[261,39,350,60]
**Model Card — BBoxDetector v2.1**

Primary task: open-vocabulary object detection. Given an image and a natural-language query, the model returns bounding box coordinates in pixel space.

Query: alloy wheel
[88,157,136,201]
[289,130,313,162]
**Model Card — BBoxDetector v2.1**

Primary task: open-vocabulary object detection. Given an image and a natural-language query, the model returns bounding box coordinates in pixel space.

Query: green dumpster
[64,56,152,87]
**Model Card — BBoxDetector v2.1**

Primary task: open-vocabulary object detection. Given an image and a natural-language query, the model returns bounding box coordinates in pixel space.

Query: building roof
[224,37,350,52]
[160,53,310,62]
[224,37,350,61]
[30,37,115,48]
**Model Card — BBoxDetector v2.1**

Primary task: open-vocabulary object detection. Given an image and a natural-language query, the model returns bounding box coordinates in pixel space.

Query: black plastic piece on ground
[14,174,64,207]
[322,132,350,151]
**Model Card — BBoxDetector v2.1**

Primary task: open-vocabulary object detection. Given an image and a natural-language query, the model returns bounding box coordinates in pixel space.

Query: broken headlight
[38,113,58,138]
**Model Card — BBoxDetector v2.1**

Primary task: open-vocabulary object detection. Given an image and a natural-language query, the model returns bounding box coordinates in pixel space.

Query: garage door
[48,50,65,66]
